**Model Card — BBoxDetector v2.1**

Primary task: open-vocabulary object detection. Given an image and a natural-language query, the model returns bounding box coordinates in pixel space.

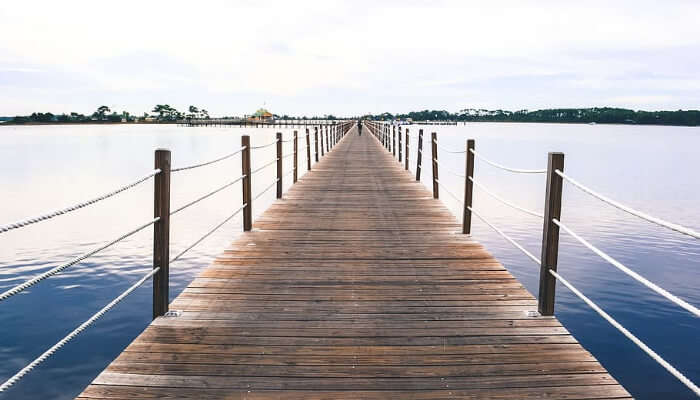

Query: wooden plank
[79,129,630,399]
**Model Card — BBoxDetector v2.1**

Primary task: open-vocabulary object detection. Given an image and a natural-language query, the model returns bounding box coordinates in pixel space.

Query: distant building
[249,108,274,122]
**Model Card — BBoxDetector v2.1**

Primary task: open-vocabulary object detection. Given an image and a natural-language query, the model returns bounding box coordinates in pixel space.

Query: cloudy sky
[1,0,699,117]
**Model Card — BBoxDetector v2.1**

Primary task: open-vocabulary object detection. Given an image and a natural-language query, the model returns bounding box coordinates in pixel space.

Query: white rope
[468,206,541,265]
[556,170,700,239]
[0,170,160,234]
[171,147,245,172]
[549,269,700,396]
[553,219,699,317]
[170,175,246,216]
[250,139,279,150]
[253,179,280,201]
[0,217,159,301]
[282,152,295,159]
[470,149,546,174]
[434,159,466,178]
[250,158,279,176]
[433,140,468,154]
[170,204,247,263]
[435,179,463,204]
[0,267,159,392]
[470,177,544,219]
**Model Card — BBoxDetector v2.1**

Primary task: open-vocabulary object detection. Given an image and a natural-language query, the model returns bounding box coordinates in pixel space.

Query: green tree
[188,105,199,119]
[96,105,111,120]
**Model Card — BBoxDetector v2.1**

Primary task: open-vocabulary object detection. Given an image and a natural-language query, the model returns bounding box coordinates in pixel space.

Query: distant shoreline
[2,120,699,128]
[0,121,177,127]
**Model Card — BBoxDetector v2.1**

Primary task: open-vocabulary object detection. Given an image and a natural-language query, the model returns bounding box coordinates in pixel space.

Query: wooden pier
[79,130,631,399]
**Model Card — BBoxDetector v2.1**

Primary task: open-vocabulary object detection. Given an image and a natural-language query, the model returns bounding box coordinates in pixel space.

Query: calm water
[0,123,698,399]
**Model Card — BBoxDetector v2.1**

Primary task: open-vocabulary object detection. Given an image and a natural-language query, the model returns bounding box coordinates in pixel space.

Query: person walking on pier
[357,120,362,136]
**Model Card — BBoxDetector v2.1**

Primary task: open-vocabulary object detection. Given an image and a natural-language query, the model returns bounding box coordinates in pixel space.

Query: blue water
[0,123,698,399]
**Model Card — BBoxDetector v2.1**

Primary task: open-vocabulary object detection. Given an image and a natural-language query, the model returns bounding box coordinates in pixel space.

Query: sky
[1,0,700,117]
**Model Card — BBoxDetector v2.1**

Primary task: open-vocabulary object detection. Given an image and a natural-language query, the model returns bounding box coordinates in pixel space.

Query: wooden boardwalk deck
[79,131,632,399]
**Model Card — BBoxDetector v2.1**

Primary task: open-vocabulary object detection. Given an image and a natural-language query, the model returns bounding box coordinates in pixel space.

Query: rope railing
[0,123,354,392]
[433,140,467,154]
[0,217,160,301]
[553,218,699,317]
[470,177,543,219]
[170,203,247,263]
[435,179,463,205]
[424,134,699,396]
[171,146,245,172]
[433,158,466,178]
[0,266,160,392]
[0,170,160,234]
[549,269,700,396]
[250,158,279,176]
[468,206,542,265]
[470,148,547,174]
[249,139,280,149]
[170,175,246,216]
[556,170,700,239]
[253,178,280,201]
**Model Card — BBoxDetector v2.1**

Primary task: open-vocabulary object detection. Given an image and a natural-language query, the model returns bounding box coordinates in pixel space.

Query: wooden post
[325,127,329,153]
[538,152,565,316]
[392,126,396,157]
[405,129,409,170]
[153,149,171,319]
[314,127,319,162]
[416,129,423,181]
[241,136,252,231]
[320,127,325,157]
[306,128,311,171]
[463,139,475,234]
[431,132,439,199]
[293,130,298,183]
[276,132,283,198]
[398,126,402,162]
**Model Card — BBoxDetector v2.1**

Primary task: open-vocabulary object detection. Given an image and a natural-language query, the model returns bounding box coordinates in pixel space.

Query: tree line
[5,106,700,126]
[361,108,700,126]
[5,104,211,124]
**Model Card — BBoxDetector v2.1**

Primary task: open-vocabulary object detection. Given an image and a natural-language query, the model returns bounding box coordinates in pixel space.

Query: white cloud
[1,0,699,115]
